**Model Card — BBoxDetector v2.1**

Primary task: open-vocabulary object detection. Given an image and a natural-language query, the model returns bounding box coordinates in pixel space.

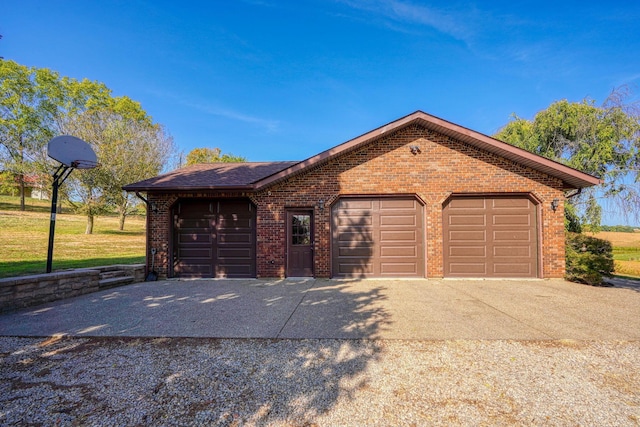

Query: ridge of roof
[253,110,601,190]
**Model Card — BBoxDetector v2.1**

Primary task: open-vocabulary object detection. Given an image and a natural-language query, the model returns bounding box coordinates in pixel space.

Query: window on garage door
[332,196,424,278]
[171,199,256,278]
[443,195,539,278]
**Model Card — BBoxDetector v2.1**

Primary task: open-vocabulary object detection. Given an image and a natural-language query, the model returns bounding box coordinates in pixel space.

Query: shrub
[565,232,614,285]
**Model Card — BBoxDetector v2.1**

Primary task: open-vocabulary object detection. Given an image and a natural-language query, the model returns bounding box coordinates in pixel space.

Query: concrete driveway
[0,278,638,340]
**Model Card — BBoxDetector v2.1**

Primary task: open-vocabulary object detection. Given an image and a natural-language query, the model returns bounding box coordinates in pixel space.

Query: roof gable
[254,111,600,190]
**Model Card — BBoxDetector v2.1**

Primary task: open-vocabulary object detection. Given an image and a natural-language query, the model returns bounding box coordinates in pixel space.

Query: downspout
[135,191,149,205]
[134,192,151,277]
[563,188,582,216]
[565,188,582,199]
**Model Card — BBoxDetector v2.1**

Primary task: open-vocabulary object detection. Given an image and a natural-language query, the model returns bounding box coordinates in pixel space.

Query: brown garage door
[172,199,256,278]
[332,197,424,277]
[443,195,538,278]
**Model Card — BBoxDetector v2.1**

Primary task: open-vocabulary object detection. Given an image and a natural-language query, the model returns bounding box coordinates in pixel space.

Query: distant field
[0,195,145,278]
[594,231,640,247]
[593,231,640,278]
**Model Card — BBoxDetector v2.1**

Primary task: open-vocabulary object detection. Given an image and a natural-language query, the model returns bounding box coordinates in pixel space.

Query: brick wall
[146,124,566,279]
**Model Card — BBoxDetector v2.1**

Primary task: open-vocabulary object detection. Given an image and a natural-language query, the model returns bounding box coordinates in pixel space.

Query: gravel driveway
[2,336,639,426]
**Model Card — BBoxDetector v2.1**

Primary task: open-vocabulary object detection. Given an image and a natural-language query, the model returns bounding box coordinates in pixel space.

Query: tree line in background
[595,225,640,233]
[0,59,177,233]
[183,147,246,165]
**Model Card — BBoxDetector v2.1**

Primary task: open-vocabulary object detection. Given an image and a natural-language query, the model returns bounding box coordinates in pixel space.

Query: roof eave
[122,184,256,193]
[412,114,602,189]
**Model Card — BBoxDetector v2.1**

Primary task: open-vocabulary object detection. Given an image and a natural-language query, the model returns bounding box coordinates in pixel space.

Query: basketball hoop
[45,136,99,273]
[71,159,100,170]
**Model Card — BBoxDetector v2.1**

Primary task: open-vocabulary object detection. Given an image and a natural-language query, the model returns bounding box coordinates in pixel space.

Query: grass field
[0,195,145,278]
[593,231,640,278]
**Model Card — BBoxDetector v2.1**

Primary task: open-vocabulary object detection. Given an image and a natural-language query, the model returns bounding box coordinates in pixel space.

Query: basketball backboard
[47,135,98,169]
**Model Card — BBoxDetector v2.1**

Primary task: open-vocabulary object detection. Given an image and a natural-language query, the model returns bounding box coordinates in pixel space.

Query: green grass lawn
[0,195,145,278]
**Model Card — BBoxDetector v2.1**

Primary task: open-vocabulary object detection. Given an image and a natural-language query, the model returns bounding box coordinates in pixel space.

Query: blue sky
[3,1,640,224]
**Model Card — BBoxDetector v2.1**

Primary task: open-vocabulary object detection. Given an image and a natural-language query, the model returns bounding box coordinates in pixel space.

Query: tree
[62,95,175,233]
[95,111,174,231]
[0,60,61,210]
[0,171,18,196]
[1,60,176,233]
[184,147,246,165]
[494,86,640,227]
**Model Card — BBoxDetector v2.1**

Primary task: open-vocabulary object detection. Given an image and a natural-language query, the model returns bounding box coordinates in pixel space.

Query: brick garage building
[124,111,599,280]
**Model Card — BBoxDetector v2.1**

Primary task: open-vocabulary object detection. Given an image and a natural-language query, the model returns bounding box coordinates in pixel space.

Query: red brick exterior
[146,124,566,279]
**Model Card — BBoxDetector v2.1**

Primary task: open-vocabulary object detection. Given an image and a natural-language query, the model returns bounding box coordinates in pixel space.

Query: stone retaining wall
[0,265,145,313]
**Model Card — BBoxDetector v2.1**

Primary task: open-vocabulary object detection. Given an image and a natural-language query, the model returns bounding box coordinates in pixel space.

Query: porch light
[551,198,559,212]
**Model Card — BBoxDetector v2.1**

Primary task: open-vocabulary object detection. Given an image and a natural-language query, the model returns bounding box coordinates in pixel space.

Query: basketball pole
[46,135,98,274]
[46,164,75,273]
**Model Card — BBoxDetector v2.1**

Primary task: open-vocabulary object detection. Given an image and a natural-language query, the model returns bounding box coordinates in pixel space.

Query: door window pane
[292,214,311,245]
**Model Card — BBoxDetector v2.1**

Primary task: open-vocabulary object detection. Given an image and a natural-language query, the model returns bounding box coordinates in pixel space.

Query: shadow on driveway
[0,278,393,339]
[0,278,639,340]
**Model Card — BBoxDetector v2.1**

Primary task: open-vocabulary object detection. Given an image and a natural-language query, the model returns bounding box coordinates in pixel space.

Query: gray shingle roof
[122,161,298,191]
